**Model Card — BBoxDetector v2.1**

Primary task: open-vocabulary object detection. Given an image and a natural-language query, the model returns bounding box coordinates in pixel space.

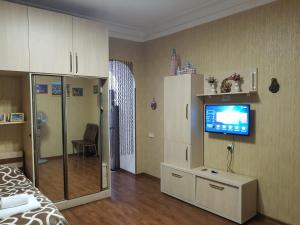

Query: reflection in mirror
[34,75,65,202]
[66,77,101,199]
[34,75,110,201]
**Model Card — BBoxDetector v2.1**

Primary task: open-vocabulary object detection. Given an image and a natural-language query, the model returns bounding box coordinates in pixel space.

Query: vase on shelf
[170,48,181,75]
[210,83,217,94]
[233,81,241,93]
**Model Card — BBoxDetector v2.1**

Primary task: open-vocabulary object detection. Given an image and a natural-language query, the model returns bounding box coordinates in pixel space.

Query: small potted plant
[231,73,242,92]
[206,76,217,93]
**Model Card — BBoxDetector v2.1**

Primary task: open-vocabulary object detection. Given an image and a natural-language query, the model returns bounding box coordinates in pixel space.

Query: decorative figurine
[231,73,242,92]
[220,77,232,93]
[206,76,217,94]
[170,49,181,75]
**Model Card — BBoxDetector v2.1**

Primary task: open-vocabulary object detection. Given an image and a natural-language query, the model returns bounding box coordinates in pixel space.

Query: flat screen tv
[205,104,250,136]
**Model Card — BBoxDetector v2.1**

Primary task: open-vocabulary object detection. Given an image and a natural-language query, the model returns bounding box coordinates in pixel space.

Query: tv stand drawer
[195,176,239,221]
[161,164,194,203]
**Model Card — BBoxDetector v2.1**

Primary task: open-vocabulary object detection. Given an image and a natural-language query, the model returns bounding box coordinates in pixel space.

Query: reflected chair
[72,124,98,159]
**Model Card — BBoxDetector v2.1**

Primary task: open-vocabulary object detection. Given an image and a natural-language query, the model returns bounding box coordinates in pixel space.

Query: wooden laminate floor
[62,171,281,225]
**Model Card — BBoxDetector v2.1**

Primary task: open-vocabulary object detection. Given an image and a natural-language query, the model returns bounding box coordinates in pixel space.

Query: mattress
[0,166,69,225]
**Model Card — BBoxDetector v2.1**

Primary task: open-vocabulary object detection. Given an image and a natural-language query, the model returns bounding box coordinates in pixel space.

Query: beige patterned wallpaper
[110,0,300,223]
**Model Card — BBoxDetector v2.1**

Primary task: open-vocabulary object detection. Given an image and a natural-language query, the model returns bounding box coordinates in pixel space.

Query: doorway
[109,60,136,174]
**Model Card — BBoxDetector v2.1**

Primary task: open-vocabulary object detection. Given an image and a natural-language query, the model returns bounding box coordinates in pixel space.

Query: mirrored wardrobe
[32,74,110,203]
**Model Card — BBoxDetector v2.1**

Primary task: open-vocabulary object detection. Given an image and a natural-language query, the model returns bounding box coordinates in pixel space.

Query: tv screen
[205,104,250,136]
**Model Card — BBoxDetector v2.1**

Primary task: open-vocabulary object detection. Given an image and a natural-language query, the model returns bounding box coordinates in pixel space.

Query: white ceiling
[10,0,275,42]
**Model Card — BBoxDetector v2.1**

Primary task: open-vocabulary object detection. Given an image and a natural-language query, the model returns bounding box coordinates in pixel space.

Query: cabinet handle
[209,184,225,191]
[171,173,182,178]
[186,104,188,119]
[69,52,72,73]
[76,52,78,73]
[185,147,188,161]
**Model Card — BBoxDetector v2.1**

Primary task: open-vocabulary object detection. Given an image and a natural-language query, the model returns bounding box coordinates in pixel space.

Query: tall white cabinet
[0,1,29,72]
[164,74,204,169]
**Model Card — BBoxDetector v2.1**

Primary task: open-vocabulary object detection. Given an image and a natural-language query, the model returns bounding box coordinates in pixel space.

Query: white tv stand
[161,163,257,224]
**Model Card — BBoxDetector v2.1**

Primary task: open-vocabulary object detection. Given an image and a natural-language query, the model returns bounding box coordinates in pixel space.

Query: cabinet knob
[69,52,72,73]
[76,53,78,73]
[171,173,182,178]
[209,184,225,191]
[186,147,188,161]
[186,104,188,119]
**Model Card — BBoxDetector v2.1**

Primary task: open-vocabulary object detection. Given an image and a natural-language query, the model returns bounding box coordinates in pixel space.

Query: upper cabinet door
[164,75,191,144]
[29,7,73,74]
[0,1,29,72]
[73,17,108,77]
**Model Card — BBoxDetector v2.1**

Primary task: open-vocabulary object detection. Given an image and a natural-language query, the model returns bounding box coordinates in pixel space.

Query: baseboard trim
[114,168,136,176]
[256,213,290,225]
[114,169,160,182]
[137,172,160,182]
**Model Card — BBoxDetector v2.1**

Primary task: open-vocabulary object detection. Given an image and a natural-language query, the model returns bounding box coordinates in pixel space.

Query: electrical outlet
[227,144,234,152]
[148,132,155,138]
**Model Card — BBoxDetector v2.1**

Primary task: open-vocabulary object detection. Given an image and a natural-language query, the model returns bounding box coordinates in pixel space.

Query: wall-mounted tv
[205,104,250,136]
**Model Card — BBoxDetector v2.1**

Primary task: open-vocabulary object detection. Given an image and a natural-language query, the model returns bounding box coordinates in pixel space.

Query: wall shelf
[196,90,257,97]
[199,68,258,97]
[0,121,26,126]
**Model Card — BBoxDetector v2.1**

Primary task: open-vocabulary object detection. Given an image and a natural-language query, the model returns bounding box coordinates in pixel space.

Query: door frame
[109,61,137,174]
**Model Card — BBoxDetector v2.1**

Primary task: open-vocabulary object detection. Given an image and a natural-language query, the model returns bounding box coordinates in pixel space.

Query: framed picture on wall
[51,82,62,95]
[0,113,6,123]
[36,84,48,94]
[72,88,83,96]
[10,113,24,122]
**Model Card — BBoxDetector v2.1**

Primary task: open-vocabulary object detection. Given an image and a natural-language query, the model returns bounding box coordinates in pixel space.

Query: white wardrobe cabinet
[29,7,108,77]
[29,7,73,75]
[0,1,29,72]
[73,17,108,77]
[164,74,204,169]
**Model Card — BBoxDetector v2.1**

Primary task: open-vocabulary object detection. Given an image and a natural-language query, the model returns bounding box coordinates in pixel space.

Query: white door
[29,7,73,74]
[73,17,108,77]
[0,1,29,72]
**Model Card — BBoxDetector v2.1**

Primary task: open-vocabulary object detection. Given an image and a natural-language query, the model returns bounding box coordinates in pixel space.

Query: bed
[0,166,69,225]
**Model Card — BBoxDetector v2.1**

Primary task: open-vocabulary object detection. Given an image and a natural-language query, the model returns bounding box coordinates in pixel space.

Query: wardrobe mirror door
[65,77,101,199]
[34,75,65,202]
